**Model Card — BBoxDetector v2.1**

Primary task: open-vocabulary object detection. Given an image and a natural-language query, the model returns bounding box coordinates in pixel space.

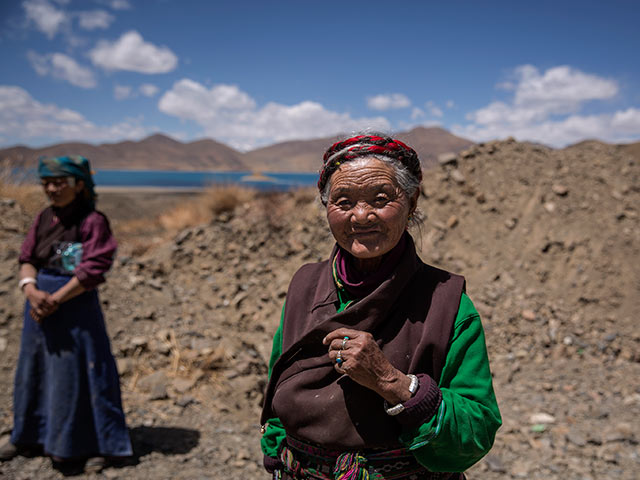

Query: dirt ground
[0,138,638,479]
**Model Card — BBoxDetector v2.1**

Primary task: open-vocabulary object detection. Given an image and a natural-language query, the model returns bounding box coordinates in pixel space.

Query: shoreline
[96,188,202,223]
[96,185,204,194]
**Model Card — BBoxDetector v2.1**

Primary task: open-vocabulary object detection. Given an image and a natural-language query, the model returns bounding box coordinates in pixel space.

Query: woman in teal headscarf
[0,156,132,473]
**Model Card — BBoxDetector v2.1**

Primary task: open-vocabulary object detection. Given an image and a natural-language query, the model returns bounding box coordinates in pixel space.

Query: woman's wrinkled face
[326,157,417,271]
[41,177,83,207]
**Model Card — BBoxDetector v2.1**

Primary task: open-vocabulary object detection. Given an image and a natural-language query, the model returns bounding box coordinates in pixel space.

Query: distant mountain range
[0,127,473,172]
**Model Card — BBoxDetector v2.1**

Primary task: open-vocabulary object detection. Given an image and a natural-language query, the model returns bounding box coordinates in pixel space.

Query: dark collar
[310,234,422,314]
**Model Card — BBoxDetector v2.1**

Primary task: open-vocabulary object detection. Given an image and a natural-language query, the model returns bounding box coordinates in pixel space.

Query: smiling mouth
[350,229,380,237]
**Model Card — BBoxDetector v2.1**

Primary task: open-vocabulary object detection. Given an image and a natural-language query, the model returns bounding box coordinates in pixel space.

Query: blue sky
[1,0,639,151]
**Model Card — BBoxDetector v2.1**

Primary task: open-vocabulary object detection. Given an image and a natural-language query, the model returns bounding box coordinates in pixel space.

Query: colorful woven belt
[278,436,460,480]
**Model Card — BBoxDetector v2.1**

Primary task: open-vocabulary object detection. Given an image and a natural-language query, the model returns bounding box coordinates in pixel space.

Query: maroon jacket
[19,201,117,289]
[261,236,465,449]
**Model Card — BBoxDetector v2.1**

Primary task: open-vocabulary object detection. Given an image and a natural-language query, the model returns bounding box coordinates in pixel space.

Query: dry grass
[111,217,166,256]
[200,183,256,215]
[158,184,255,231]
[0,161,44,215]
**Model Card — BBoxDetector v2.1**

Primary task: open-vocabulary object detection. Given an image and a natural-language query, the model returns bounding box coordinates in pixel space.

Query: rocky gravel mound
[0,139,638,479]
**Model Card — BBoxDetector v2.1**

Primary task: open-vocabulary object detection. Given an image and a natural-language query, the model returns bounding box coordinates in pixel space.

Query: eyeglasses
[41,177,74,188]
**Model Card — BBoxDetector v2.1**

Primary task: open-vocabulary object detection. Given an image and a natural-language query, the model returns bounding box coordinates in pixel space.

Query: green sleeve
[260,305,287,458]
[399,293,502,472]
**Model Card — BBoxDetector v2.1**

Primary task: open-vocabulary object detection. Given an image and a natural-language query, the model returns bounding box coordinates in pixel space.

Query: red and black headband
[317,135,422,192]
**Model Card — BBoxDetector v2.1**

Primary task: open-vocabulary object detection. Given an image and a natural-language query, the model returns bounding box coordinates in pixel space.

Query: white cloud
[612,108,640,133]
[89,30,178,74]
[77,10,114,30]
[425,101,443,118]
[367,93,411,111]
[159,79,391,150]
[0,85,148,146]
[159,80,255,120]
[513,65,617,114]
[411,107,425,120]
[446,100,455,109]
[113,83,160,100]
[114,84,132,100]
[27,51,97,88]
[455,109,640,147]
[454,65,638,147]
[496,81,515,91]
[139,83,159,97]
[23,0,68,38]
[104,0,131,10]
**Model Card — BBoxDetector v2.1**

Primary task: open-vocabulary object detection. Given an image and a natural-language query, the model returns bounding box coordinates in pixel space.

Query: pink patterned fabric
[318,135,422,193]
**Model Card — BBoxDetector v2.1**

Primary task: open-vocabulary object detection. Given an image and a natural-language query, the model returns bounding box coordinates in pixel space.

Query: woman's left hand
[323,328,412,404]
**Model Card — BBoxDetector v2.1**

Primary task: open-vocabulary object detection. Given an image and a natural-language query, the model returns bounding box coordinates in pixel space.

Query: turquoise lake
[13,169,318,191]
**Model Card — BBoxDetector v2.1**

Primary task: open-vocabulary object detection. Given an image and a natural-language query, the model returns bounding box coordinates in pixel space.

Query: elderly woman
[260,135,501,479]
[0,156,132,473]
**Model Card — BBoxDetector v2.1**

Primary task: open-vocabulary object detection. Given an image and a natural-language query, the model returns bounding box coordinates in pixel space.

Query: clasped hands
[323,328,414,406]
[24,285,59,323]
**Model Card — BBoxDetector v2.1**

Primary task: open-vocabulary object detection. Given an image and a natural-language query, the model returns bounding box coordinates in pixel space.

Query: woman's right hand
[24,284,58,322]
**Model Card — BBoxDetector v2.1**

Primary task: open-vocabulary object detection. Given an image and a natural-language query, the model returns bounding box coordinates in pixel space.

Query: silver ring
[341,336,349,350]
[336,350,343,365]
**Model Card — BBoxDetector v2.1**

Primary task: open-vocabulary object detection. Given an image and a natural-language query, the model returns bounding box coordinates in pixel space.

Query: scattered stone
[149,382,168,401]
[623,393,640,405]
[446,215,459,229]
[116,357,134,376]
[438,152,457,165]
[450,169,466,184]
[611,189,624,200]
[605,423,635,443]
[505,217,518,229]
[137,371,168,394]
[460,148,475,159]
[175,395,197,408]
[147,278,164,290]
[511,461,531,477]
[552,184,569,196]
[566,430,587,447]
[103,468,121,479]
[172,376,197,393]
[174,229,192,245]
[529,413,556,424]
[137,308,156,321]
[483,454,507,473]
[130,336,148,349]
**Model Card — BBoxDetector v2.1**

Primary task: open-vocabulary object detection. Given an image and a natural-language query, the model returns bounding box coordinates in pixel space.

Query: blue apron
[11,270,132,458]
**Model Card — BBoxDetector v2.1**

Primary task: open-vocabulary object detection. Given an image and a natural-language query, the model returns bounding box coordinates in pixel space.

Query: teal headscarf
[37,155,96,203]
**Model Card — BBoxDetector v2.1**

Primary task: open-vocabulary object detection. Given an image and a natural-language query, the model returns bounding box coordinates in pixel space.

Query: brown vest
[261,237,465,450]
[33,207,83,268]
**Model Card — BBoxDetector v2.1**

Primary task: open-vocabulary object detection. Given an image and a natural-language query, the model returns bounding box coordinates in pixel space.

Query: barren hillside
[0,138,638,479]
[242,127,473,172]
[0,134,245,171]
[0,127,473,173]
